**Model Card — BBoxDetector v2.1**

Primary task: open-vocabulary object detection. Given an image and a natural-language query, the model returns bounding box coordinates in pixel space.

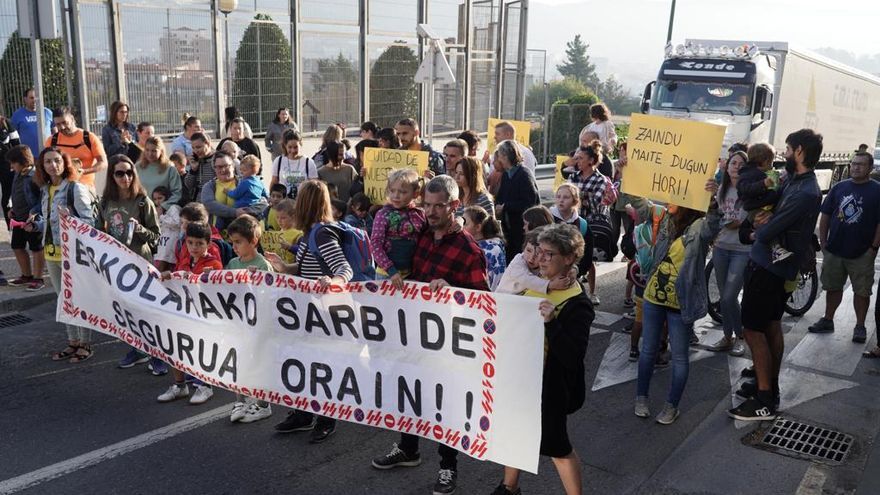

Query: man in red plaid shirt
[371,175,488,494]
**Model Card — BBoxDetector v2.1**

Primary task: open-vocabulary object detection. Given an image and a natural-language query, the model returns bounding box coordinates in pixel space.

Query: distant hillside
[813,47,880,75]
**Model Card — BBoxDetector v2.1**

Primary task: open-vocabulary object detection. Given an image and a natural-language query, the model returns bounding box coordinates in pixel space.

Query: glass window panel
[300,0,359,24]
[121,5,216,135]
[524,49,547,116]
[227,12,293,131]
[432,49,465,133]
[469,58,497,131]
[368,41,419,128]
[471,0,500,52]
[369,0,418,35]
[81,3,117,134]
[428,0,466,45]
[300,32,360,132]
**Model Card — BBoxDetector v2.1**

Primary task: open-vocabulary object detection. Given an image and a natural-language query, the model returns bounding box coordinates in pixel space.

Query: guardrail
[534,163,557,181]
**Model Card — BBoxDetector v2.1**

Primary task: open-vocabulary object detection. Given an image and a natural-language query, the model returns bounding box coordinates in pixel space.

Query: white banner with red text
[57,216,545,473]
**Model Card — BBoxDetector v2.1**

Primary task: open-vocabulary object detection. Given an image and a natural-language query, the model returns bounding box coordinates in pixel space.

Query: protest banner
[260,230,296,264]
[57,216,544,473]
[621,114,725,211]
[362,148,428,204]
[554,154,568,190]
[487,118,532,151]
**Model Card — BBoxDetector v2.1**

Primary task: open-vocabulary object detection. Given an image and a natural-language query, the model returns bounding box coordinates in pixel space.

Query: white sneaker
[771,246,793,264]
[230,401,248,422]
[729,339,746,357]
[590,293,601,305]
[239,403,273,424]
[157,384,189,403]
[189,385,214,405]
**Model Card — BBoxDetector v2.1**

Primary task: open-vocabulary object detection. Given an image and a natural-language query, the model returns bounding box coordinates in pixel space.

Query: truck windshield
[652,79,754,116]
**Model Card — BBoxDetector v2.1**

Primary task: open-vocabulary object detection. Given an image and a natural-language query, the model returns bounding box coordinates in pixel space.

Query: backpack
[632,205,667,278]
[65,182,98,220]
[600,173,619,207]
[307,222,376,282]
[213,238,235,266]
[575,217,589,237]
[51,130,93,152]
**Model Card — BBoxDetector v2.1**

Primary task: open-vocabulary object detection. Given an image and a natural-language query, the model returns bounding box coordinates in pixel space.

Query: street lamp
[219,0,238,105]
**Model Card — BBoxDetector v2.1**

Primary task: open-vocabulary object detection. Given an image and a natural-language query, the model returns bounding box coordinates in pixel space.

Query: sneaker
[118,349,149,369]
[735,380,756,400]
[808,318,834,334]
[491,483,521,495]
[634,396,650,418]
[729,339,746,357]
[622,321,633,333]
[740,366,756,379]
[240,403,273,424]
[628,347,640,362]
[189,385,214,405]
[157,383,189,402]
[771,246,793,263]
[7,276,33,287]
[372,443,422,469]
[708,336,734,352]
[728,397,776,421]
[655,402,680,425]
[230,401,248,422]
[274,411,317,433]
[25,278,45,291]
[590,293,601,305]
[148,359,168,376]
[623,298,635,308]
[853,325,867,344]
[432,469,457,495]
[309,421,336,443]
[623,310,636,319]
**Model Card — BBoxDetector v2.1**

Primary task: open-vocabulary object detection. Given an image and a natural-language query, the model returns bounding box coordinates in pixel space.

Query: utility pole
[666,0,676,43]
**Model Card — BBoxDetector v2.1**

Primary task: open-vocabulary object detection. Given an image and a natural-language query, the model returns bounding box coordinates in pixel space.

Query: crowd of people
[1,91,879,494]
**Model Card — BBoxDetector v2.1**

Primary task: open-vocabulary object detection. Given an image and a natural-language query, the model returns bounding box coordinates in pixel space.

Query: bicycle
[705,259,818,324]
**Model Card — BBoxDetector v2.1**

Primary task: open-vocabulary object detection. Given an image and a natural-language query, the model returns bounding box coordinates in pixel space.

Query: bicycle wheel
[705,259,723,323]
[785,270,819,317]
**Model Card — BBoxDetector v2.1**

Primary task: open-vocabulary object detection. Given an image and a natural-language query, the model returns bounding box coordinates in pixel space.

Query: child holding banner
[262,199,302,264]
[370,168,426,289]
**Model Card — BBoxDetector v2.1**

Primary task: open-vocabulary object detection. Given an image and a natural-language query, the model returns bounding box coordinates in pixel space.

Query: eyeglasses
[535,248,561,260]
[113,170,134,178]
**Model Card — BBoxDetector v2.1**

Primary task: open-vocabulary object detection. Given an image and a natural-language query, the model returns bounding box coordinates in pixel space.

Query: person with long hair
[317,140,358,202]
[265,180,354,443]
[493,223,593,495]
[31,147,96,363]
[270,130,317,197]
[582,102,617,154]
[495,140,540,261]
[137,136,183,208]
[453,156,495,218]
[551,183,594,280]
[101,101,137,158]
[462,205,506,290]
[265,107,298,159]
[634,182,721,425]
[570,139,613,304]
[314,124,348,167]
[219,118,262,169]
[97,155,162,370]
[222,106,253,139]
[708,150,750,356]
[376,127,400,150]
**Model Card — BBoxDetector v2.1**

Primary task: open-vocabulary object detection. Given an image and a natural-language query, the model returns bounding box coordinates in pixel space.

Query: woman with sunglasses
[96,155,163,370]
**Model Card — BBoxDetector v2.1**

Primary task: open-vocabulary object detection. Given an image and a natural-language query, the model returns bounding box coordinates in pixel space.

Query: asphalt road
[1,271,880,494]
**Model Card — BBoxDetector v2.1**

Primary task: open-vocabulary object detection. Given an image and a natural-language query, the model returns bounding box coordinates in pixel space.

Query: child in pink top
[370,168,426,289]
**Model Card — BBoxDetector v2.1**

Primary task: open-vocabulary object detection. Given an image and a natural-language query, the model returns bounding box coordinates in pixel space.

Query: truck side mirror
[641,81,655,114]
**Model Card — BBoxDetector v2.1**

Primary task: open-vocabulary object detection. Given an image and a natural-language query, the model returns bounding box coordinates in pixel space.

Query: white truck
[640,40,880,190]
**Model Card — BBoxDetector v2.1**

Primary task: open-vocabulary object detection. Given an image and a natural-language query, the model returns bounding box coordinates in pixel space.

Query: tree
[369,44,419,128]
[556,35,599,91]
[525,77,590,113]
[597,74,640,116]
[231,14,293,130]
[0,31,69,116]
[311,53,358,93]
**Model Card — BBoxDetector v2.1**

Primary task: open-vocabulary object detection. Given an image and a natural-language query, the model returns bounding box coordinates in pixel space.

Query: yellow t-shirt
[44,184,61,262]
[522,284,584,358]
[215,179,237,206]
[644,238,685,310]
[265,207,280,231]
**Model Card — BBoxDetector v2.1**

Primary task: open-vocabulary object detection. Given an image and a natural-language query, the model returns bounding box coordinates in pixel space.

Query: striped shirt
[295,224,354,282]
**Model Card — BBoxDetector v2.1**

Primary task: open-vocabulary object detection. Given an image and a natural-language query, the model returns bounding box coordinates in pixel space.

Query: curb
[0,290,57,314]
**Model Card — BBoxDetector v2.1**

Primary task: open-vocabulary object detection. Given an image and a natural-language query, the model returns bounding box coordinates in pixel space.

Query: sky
[528,0,880,92]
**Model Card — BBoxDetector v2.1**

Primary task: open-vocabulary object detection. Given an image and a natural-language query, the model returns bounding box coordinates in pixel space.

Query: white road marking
[593,310,625,329]
[795,463,827,495]
[0,404,231,494]
[24,359,118,380]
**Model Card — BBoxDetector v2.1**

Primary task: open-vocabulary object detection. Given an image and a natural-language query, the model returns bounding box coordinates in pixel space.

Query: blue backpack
[307,222,376,282]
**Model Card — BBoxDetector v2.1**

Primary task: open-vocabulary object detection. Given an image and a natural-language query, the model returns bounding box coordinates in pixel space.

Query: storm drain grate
[0,313,32,328]
[761,417,853,464]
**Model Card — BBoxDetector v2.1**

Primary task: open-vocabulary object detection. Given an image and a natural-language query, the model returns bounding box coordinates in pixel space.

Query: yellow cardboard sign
[487,118,532,151]
[260,230,300,264]
[621,114,725,211]
[553,154,568,190]
[362,148,429,204]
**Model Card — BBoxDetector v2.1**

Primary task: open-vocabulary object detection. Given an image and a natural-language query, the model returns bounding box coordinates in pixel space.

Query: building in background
[0,0,530,139]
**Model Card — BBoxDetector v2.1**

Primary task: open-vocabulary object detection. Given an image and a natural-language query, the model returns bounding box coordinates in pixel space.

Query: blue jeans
[712,247,750,338]
[637,300,690,407]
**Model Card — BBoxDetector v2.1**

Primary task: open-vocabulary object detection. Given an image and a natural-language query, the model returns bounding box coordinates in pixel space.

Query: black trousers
[399,432,458,470]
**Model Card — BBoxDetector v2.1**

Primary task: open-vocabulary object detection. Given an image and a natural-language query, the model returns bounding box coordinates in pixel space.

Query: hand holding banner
[621,114,725,211]
[362,148,429,204]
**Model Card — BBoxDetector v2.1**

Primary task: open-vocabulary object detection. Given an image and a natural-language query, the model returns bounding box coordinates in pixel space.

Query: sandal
[862,347,880,359]
[69,345,94,363]
[52,345,79,361]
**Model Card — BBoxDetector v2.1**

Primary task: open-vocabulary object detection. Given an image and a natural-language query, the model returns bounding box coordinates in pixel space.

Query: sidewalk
[0,222,55,313]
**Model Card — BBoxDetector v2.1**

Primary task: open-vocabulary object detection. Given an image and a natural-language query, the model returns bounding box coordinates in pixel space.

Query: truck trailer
[640,40,880,190]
